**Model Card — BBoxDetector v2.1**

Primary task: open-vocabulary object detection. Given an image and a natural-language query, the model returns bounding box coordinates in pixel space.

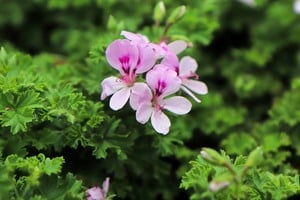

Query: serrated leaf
[1,109,34,134]
[43,157,65,175]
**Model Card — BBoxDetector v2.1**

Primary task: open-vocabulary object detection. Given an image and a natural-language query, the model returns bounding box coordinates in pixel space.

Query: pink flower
[86,177,110,200]
[101,39,156,110]
[162,55,207,103]
[121,30,187,58]
[132,66,192,134]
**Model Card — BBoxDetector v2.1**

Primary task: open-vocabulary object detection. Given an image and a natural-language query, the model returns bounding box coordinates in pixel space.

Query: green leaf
[1,109,34,134]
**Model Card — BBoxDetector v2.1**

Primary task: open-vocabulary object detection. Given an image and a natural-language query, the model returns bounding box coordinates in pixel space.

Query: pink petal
[105,39,139,74]
[135,45,156,74]
[162,96,192,115]
[100,76,127,100]
[102,177,110,195]
[149,43,166,58]
[130,83,153,110]
[179,56,198,76]
[161,53,179,73]
[182,79,208,95]
[86,187,104,200]
[146,65,181,97]
[109,87,131,110]
[136,102,153,124]
[121,30,149,43]
[167,40,187,55]
[151,110,171,134]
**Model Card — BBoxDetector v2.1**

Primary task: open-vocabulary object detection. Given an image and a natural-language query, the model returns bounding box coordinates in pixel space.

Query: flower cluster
[101,31,207,134]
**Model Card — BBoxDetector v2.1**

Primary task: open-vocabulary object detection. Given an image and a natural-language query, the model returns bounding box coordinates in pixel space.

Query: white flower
[294,0,300,14]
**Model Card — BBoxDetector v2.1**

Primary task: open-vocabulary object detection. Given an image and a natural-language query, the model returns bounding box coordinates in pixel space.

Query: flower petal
[109,87,130,110]
[161,53,179,73]
[86,187,104,200]
[167,40,187,55]
[135,45,156,74]
[121,30,149,43]
[100,76,126,100]
[130,83,152,110]
[102,177,110,195]
[162,96,192,115]
[146,65,181,97]
[136,102,153,124]
[179,56,198,76]
[151,110,171,134]
[182,79,208,95]
[105,39,139,74]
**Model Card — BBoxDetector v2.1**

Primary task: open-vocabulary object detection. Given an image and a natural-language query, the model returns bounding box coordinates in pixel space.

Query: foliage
[181,148,300,200]
[0,0,300,199]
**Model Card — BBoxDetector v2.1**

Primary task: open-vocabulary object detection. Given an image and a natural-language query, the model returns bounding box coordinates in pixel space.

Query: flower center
[119,55,130,74]
[155,80,167,97]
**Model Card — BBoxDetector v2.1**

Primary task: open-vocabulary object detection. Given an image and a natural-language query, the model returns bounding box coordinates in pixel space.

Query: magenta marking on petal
[180,71,199,80]
[155,79,167,96]
[119,55,131,74]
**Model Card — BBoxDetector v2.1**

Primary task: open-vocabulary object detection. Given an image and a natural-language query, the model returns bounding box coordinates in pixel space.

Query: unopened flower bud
[107,15,117,30]
[200,148,226,166]
[237,0,256,7]
[154,1,166,23]
[209,180,230,192]
[245,146,263,168]
[166,5,186,25]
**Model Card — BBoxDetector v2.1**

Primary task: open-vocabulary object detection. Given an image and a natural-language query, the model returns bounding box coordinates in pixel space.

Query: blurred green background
[1,0,300,199]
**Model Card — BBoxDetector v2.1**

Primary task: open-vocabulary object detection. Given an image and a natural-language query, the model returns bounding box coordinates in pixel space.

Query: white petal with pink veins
[179,56,198,76]
[163,96,192,115]
[105,39,139,74]
[167,40,187,55]
[151,111,171,134]
[136,102,153,124]
[100,76,126,100]
[182,79,208,95]
[130,83,152,110]
[109,87,131,110]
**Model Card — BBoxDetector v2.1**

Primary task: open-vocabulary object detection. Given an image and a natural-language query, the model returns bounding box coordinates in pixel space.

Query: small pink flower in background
[101,39,156,110]
[86,177,110,200]
[294,0,300,14]
[132,66,192,134]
